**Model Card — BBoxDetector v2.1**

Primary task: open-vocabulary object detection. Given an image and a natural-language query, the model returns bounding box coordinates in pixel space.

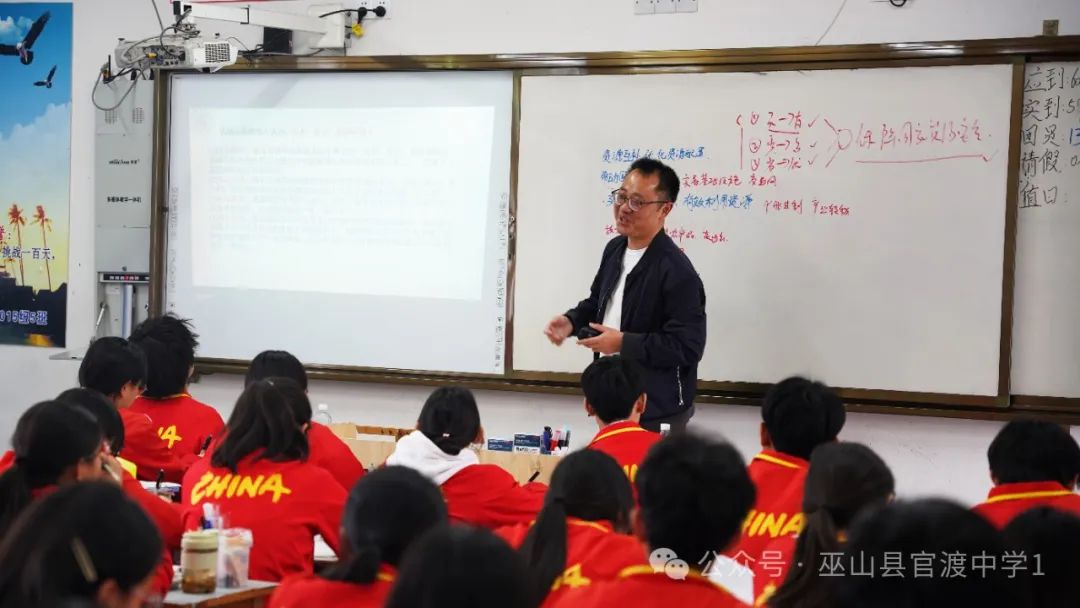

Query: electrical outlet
[676,0,698,13]
[1042,19,1059,36]
[358,0,391,19]
[635,0,655,15]
[655,0,676,14]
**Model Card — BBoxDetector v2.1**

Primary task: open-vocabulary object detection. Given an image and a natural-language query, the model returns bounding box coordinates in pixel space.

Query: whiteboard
[165,71,513,374]
[513,65,1013,396]
[1011,62,1080,398]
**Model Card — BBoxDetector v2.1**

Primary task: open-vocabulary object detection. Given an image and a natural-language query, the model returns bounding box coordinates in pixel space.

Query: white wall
[2,0,1080,506]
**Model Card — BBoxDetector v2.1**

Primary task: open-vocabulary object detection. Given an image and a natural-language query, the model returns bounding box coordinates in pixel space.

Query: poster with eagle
[0,2,71,347]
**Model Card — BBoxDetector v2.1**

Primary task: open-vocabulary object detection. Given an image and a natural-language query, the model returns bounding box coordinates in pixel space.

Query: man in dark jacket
[544,158,706,432]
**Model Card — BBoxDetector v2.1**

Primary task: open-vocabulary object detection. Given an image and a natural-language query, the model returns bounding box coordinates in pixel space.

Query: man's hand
[544,315,574,346]
[578,323,623,355]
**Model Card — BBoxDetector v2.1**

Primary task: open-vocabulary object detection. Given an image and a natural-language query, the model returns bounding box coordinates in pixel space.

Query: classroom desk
[163,581,276,608]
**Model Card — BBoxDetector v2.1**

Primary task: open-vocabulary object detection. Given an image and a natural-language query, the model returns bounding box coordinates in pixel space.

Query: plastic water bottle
[314,403,333,425]
[660,423,671,437]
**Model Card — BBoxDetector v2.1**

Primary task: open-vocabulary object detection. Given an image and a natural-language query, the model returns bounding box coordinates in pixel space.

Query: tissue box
[513,433,542,454]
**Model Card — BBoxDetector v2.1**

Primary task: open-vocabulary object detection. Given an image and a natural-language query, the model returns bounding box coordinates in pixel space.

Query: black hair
[987,419,1080,488]
[0,482,162,608]
[211,378,310,473]
[246,350,308,391]
[385,525,530,608]
[836,498,1020,608]
[56,388,125,455]
[127,314,199,398]
[580,355,646,425]
[0,401,103,537]
[628,157,681,203]
[762,376,846,460]
[769,442,895,608]
[324,466,448,585]
[1002,506,1080,608]
[636,432,755,567]
[417,387,481,456]
[77,337,145,399]
[519,450,634,606]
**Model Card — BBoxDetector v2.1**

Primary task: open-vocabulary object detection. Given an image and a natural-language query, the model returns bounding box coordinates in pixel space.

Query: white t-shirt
[601,246,647,333]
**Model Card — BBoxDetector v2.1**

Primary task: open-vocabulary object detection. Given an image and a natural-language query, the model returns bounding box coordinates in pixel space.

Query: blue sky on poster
[0,2,70,293]
[0,2,72,140]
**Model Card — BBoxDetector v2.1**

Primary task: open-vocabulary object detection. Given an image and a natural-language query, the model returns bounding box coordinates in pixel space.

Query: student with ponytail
[0,482,162,608]
[500,450,644,607]
[0,401,114,538]
[245,350,365,491]
[268,466,448,607]
[182,378,347,582]
[57,388,183,599]
[386,387,546,528]
[756,442,894,608]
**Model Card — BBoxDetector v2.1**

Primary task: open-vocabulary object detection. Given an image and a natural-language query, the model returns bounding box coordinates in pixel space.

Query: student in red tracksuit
[755,442,894,608]
[581,356,660,486]
[385,387,546,528]
[733,377,845,566]
[128,314,224,467]
[245,350,366,491]
[0,483,163,608]
[973,419,1080,529]
[552,433,756,608]
[269,466,448,607]
[1002,506,1080,608]
[182,378,346,582]
[58,388,181,598]
[498,450,644,607]
[0,401,116,537]
[386,526,532,608]
[837,498,1022,607]
[79,336,194,483]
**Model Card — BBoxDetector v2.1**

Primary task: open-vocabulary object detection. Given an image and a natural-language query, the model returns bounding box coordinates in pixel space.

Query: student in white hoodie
[386,387,546,528]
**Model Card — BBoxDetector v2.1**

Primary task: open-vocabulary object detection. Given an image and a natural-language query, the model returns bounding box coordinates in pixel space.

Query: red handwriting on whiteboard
[811,199,852,217]
[736,112,993,171]
[681,173,779,188]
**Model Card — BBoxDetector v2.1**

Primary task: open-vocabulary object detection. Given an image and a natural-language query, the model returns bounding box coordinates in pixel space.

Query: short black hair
[836,499,1019,608]
[417,387,481,456]
[1002,506,1080,607]
[762,376,846,460]
[57,388,125,455]
[0,482,162,607]
[326,466,448,585]
[246,350,308,391]
[211,377,310,472]
[987,420,1080,487]
[386,525,530,608]
[581,355,646,424]
[78,337,145,398]
[128,314,199,398]
[628,158,681,203]
[636,433,755,565]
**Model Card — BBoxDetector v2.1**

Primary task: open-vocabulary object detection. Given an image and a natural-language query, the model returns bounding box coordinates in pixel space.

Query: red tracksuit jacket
[973,481,1080,528]
[498,518,648,607]
[129,393,224,462]
[587,420,660,485]
[182,454,346,582]
[118,408,194,483]
[306,422,365,492]
[267,566,396,608]
[550,565,749,608]
[731,450,808,564]
[441,464,547,529]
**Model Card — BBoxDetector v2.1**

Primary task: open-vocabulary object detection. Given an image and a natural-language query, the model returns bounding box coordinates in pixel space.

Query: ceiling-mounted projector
[115,35,240,72]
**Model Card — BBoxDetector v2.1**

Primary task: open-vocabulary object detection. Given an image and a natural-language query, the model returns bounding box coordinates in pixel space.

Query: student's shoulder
[287,459,348,493]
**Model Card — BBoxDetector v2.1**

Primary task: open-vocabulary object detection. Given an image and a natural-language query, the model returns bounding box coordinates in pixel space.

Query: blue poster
[0,2,71,347]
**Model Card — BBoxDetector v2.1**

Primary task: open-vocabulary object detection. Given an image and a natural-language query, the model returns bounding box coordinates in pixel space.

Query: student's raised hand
[578,323,623,355]
[544,315,574,346]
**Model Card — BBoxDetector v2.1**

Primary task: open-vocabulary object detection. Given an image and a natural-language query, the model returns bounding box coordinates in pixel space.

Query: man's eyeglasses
[611,189,670,212]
